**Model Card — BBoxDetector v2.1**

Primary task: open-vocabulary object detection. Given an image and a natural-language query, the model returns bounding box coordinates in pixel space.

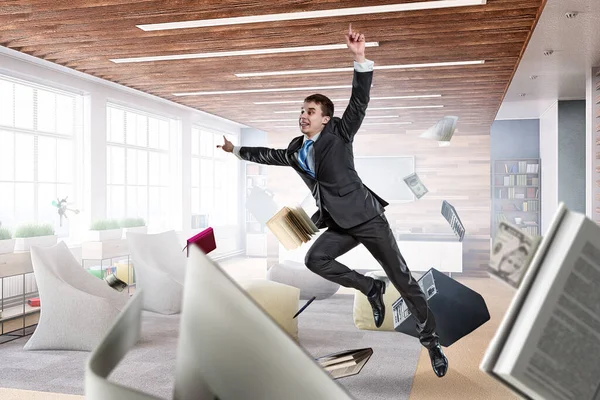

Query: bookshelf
[245,163,268,256]
[492,158,541,238]
[594,67,600,225]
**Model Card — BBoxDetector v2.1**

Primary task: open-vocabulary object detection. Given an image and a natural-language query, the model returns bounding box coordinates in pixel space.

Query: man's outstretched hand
[345,23,366,63]
[216,135,233,153]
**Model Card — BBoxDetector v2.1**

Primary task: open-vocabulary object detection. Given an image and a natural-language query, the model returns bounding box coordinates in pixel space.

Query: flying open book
[315,348,373,380]
[480,203,600,400]
[266,206,319,250]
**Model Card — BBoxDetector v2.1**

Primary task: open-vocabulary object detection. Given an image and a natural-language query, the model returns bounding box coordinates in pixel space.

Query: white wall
[539,101,558,233]
[0,46,244,243]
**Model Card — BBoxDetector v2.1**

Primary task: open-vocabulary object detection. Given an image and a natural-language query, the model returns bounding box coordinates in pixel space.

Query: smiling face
[299,94,334,138]
[299,101,330,137]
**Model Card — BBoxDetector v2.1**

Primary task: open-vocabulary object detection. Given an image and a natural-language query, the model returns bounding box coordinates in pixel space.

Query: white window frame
[191,126,239,227]
[106,103,175,232]
[0,74,83,235]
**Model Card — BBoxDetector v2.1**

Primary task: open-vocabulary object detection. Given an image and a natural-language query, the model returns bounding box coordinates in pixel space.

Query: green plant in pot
[87,219,122,241]
[119,217,147,238]
[0,226,15,254]
[13,223,57,252]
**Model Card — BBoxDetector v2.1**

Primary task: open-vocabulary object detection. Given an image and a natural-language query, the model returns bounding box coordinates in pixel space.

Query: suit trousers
[304,212,438,348]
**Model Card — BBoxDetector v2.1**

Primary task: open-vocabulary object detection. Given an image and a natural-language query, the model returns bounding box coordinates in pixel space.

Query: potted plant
[87,219,122,241]
[0,226,14,254]
[119,217,147,238]
[13,223,57,252]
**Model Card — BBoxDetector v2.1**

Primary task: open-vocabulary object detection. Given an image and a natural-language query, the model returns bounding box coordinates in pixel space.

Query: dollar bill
[488,221,541,289]
[403,173,428,199]
[420,116,459,142]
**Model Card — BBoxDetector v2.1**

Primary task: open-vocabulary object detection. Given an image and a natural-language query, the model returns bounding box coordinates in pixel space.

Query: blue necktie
[298,139,315,178]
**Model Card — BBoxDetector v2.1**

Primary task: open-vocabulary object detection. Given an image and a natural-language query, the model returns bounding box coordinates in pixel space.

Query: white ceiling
[496,0,600,120]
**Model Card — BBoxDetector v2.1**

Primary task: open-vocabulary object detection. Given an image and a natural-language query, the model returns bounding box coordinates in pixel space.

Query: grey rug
[0,294,421,400]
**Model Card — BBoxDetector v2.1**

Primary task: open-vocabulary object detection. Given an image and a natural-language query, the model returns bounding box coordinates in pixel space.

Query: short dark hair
[304,94,334,118]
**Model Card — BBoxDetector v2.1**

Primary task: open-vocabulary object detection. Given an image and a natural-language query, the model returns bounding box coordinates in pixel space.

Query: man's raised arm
[337,24,373,143]
[217,136,289,166]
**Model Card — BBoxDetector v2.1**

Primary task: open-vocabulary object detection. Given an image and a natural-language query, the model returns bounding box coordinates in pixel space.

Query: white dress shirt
[232,59,375,173]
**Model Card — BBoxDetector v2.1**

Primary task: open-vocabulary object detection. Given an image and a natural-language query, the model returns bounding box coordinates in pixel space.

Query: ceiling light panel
[368,105,444,110]
[253,94,442,105]
[235,60,485,77]
[137,0,486,31]
[173,84,354,96]
[110,42,379,63]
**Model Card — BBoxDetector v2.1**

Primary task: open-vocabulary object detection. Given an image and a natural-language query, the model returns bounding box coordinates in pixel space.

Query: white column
[86,90,108,224]
[586,67,597,219]
[539,101,558,233]
[180,114,192,231]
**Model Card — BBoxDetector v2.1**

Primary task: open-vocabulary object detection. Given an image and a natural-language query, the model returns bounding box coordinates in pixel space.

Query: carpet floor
[0,294,421,400]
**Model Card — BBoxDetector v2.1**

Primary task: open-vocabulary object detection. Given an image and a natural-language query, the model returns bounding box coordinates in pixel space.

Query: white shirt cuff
[232,145,242,160]
[354,59,374,72]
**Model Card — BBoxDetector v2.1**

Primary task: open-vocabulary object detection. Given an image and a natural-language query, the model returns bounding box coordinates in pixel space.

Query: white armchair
[126,231,187,315]
[25,241,130,351]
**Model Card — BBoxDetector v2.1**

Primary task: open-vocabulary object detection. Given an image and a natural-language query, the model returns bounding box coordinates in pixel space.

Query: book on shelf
[266,206,319,250]
[481,203,600,400]
[500,161,539,174]
[27,297,41,307]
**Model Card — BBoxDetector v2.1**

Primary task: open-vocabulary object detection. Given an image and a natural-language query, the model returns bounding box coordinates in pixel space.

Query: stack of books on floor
[266,206,319,250]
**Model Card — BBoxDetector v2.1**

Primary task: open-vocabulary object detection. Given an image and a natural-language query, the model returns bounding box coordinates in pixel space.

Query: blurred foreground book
[266,206,318,250]
[480,203,600,400]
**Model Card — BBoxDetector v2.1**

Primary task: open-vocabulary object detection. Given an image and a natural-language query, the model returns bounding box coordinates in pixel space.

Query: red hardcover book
[28,298,41,307]
[184,227,216,257]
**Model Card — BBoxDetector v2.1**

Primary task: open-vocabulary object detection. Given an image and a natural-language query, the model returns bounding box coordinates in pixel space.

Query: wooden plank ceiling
[0,0,545,136]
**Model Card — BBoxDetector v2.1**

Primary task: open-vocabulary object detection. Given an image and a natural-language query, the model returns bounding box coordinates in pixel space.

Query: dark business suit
[238,69,437,348]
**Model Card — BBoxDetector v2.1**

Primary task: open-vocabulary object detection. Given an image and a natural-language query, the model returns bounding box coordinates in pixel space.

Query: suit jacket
[238,69,388,230]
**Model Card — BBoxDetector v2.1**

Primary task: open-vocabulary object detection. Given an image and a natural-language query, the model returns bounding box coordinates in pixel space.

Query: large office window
[0,75,82,233]
[191,127,239,227]
[106,104,174,231]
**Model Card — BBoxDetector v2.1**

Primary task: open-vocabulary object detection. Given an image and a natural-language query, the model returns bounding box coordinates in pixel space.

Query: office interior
[0,0,598,399]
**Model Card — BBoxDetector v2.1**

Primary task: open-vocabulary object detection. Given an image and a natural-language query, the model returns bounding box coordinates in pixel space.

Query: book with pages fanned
[266,206,319,250]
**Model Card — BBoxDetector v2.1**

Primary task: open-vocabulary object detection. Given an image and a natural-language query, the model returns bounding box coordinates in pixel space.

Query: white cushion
[352,271,400,332]
[238,279,300,341]
[266,261,339,300]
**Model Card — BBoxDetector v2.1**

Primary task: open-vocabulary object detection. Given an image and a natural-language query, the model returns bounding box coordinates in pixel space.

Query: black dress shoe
[428,343,448,377]
[367,280,386,328]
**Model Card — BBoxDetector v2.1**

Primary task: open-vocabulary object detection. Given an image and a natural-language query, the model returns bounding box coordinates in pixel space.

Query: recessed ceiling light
[235,60,485,77]
[253,94,442,105]
[109,42,379,63]
[565,11,578,19]
[368,105,444,110]
[137,0,486,31]
[173,84,354,96]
